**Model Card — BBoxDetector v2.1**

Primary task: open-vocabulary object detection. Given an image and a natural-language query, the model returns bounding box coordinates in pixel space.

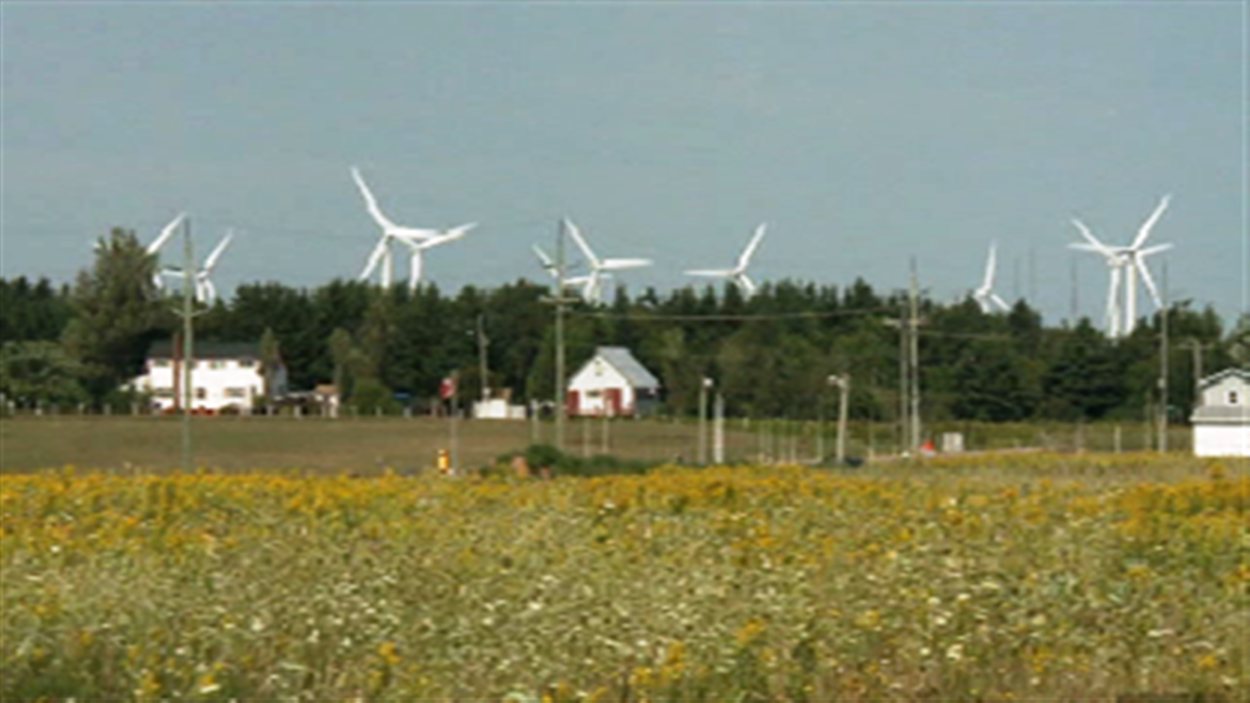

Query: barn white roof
[591,346,660,389]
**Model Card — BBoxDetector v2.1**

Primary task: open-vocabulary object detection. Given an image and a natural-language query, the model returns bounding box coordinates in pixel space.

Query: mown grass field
[2,453,1246,701]
[0,415,1195,474]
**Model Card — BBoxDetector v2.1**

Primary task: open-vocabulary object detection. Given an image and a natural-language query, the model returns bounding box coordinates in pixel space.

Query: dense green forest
[2,228,1246,421]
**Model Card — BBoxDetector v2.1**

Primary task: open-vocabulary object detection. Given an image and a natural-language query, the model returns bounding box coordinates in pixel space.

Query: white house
[1191,368,1250,457]
[567,346,661,418]
[132,340,287,414]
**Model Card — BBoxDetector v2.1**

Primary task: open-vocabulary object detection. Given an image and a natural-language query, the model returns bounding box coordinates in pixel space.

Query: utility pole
[908,259,922,453]
[552,221,570,451]
[884,311,907,455]
[1186,339,1208,400]
[830,374,851,465]
[172,217,199,474]
[1158,262,1169,453]
[712,392,725,464]
[476,314,490,402]
[697,377,713,464]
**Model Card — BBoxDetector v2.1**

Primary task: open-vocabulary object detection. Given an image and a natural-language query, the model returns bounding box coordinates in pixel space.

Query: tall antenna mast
[909,257,921,453]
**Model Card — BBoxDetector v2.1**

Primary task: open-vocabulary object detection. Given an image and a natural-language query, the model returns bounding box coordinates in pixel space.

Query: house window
[225,388,247,398]
[195,388,207,400]
[586,390,602,398]
[1230,390,1240,405]
[152,359,170,368]
[154,388,174,398]
[209,360,226,370]
[239,359,256,368]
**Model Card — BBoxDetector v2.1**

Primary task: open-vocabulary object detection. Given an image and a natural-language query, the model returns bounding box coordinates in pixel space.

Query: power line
[566,306,899,322]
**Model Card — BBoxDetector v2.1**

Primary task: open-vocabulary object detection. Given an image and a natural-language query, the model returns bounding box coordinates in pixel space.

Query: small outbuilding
[567,346,661,418]
[1191,368,1250,457]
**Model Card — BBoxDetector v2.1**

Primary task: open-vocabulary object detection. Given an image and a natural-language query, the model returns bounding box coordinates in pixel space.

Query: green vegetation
[2,456,1245,700]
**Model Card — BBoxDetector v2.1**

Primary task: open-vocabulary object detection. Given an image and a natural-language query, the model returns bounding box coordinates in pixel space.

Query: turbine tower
[1069,195,1173,338]
[563,218,652,304]
[683,223,768,298]
[973,241,1010,313]
[351,166,476,290]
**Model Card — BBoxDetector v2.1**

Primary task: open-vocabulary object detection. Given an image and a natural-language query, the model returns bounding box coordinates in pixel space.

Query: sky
[2,1,1246,325]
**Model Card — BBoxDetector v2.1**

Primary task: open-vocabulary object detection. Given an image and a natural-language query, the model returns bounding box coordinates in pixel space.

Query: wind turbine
[532,244,598,300]
[159,229,235,305]
[563,219,652,304]
[350,166,476,290]
[1069,195,1173,338]
[972,241,1010,313]
[683,223,768,298]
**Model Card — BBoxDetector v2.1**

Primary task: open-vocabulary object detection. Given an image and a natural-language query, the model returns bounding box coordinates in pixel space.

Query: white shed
[1190,368,1250,457]
[566,347,660,418]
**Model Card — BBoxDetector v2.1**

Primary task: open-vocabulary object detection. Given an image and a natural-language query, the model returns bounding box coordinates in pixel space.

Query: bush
[351,378,400,415]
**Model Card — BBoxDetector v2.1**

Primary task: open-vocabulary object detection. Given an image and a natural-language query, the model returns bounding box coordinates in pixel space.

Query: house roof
[587,346,660,389]
[1198,367,1250,390]
[148,340,263,360]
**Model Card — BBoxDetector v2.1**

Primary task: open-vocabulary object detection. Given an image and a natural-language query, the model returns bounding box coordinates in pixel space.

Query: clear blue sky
[2,2,1245,324]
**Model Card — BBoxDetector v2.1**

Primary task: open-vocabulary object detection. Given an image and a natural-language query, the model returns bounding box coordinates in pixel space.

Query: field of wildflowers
[2,453,1246,701]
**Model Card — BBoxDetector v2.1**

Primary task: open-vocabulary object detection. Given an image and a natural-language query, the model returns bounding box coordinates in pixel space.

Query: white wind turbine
[532,244,598,300]
[973,241,1010,313]
[683,223,768,298]
[160,229,235,305]
[351,166,476,291]
[1069,195,1173,338]
[563,219,652,304]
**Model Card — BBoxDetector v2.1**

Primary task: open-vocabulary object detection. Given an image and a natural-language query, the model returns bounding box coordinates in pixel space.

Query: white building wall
[135,358,267,412]
[568,359,635,416]
[1194,424,1250,458]
[1201,376,1248,408]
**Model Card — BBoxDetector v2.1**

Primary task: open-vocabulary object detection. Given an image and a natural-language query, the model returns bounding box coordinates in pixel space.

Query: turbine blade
[351,166,397,231]
[1131,194,1171,250]
[147,212,187,255]
[533,245,555,270]
[1137,243,1173,258]
[360,237,388,280]
[1071,219,1114,257]
[563,219,598,267]
[601,258,652,270]
[736,273,757,297]
[982,242,998,288]
[736,223,768,271]
[684,269,733,277]
[1136,258,1162,308]
[991,293,1010,311]
[202,230,234,271]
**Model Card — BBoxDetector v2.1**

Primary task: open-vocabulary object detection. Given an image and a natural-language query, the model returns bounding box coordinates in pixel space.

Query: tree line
[2,227,1247,421]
